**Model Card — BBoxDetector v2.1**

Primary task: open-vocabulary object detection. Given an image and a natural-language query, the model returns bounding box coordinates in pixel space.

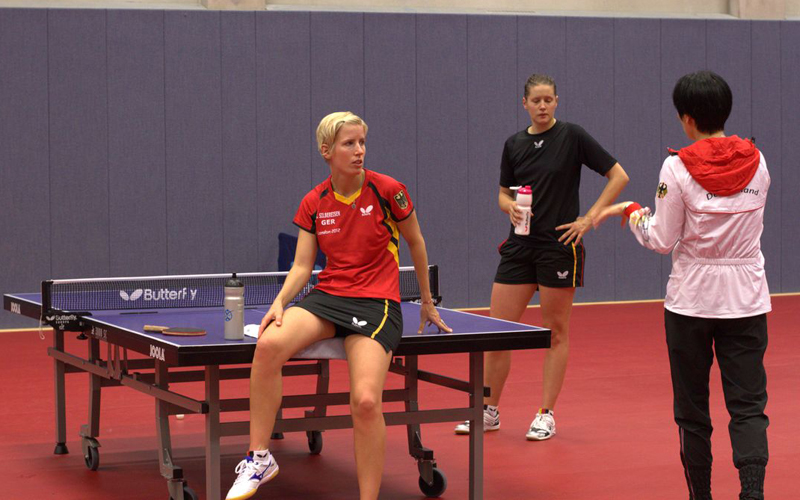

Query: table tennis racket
[144,325,206,336]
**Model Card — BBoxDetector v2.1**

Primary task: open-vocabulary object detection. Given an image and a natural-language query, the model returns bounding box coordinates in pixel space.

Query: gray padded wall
[221,12,259,273]
[256,12,312,271]
[48,10,110,279]
[466,15,518,307]
[364,13,417,268]
[310,12,365,186]
[781,22,800,291]
[658,20,706,294]
[612,18,663,300]
[416,15,469,306]
[752,22,782,292]
[568,17,616,302]
[164,11,224,274]
[2,10,798,328]
[107,10,168,276]
[0,10,50,328]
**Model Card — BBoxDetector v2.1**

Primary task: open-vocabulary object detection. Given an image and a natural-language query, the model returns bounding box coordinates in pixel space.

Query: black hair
[524,74,557,98]
[672,71,732,134]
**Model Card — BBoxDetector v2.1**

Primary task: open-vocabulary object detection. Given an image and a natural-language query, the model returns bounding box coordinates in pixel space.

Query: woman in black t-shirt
[454,74,629,440]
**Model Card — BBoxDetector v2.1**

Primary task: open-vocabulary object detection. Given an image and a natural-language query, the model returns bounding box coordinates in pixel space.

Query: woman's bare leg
[484,282,538,406]
[344,335,393,500]
[249,307,334,450]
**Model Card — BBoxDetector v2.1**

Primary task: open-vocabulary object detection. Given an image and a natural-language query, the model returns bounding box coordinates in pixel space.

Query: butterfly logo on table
[120,289,144,301]
[351,317,368,328]
[360,205,374,217]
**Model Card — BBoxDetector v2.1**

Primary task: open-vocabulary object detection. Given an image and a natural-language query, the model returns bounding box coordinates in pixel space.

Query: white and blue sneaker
[225,451,279,500]
[526,410,556,441]
[454,406,500,434]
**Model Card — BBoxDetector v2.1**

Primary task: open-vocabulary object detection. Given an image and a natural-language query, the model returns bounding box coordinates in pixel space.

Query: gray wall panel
[310,12,364,186]
[107,10,168,277]
[780,22,800,291]
[659,19,706,294]
[164,11,224,274]
[364,13,416,267]
[517,16,568,128]
[566,17,616,302]
[256,12,312,270]
[221,12,259,273]
[0,9,49,328]
[752,21,782,292]
[466,15,518,306]
[707,20,752,139]
[612,18,663,300]
[48,9,110,278]
[416,14,469,306]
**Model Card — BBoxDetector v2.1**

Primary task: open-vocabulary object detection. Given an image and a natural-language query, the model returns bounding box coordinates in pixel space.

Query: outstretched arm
[397,212,452,334]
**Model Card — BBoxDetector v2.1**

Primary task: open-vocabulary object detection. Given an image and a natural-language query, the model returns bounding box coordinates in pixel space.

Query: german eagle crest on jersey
[394,190,409,210]
[656,182,668,199]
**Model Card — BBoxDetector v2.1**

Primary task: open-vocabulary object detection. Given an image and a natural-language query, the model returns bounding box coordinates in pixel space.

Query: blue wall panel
[0,9,49,328]
[707,20,752,140]
[256,12,312,270]
[613,18,664,300]
[780,22,800,291]
[364,13,416,267]
[751,21,782,292]
[659,19,707,294]
[466,15,518,306]
[3,11,800,328]
[107,10,168,277]
[310,12,365,186]
[566,17,616,302]
[48,10,110,278]
[517,16,568,128]
[164,11,224,274]
[416,14,469,306]
[221,12,259,273]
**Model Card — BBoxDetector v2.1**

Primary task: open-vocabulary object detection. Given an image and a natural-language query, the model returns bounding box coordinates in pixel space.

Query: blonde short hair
[316,111,368,154]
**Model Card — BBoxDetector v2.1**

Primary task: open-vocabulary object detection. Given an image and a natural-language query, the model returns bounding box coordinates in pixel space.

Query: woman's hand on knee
[259,303,284,337]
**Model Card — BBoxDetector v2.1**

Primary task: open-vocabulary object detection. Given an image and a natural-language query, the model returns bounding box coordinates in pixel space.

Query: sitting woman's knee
[253,334,287,370]
[350,392,381,421]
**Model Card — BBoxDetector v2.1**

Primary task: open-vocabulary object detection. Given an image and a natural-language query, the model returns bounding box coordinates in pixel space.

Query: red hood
[673,136,760,196]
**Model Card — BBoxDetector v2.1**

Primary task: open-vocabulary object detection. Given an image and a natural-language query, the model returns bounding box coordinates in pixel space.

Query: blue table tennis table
[3,266,550,500]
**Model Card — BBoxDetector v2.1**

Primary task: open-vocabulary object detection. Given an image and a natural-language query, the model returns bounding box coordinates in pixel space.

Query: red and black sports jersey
[293,169,414,302]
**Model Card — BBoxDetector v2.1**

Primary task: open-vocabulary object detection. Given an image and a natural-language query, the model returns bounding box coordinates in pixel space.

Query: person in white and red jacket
[595,71,770,500]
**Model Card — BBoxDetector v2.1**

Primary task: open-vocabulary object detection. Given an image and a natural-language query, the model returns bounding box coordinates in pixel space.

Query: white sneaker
[526,411,556,441]
[454,408,500,434]
[225,452,279,500]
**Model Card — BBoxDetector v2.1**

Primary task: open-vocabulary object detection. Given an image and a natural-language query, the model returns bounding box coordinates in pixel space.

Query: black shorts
[294,288,403,353]
[493,238,585,288]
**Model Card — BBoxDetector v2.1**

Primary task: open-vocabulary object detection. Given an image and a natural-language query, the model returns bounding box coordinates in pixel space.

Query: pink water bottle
[514,185,532,235]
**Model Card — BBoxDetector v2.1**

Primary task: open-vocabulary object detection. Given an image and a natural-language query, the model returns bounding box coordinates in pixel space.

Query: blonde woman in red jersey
[225,111,450,500]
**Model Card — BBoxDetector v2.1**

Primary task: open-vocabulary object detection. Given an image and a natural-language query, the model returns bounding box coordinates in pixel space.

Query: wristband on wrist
[621,202,642,227]
[623,202,642,217]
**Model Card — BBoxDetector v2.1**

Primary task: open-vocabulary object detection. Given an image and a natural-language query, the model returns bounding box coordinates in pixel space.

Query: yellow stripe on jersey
[571,242,577,287]
[333,187,362,206]
[386,217,400,265]
[371,300,390,338]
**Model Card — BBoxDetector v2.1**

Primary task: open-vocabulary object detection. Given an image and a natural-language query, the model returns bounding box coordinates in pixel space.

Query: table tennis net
[43,265,439,312]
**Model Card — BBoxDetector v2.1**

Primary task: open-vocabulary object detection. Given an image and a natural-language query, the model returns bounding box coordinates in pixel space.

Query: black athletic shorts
[493,238,585,288]
[294,288,403,353]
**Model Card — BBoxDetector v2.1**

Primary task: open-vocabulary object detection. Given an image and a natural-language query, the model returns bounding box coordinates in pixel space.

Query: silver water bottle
[224,273,245,340]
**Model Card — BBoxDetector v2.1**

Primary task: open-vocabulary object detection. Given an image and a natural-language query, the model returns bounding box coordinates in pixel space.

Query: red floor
[1,296,797,499]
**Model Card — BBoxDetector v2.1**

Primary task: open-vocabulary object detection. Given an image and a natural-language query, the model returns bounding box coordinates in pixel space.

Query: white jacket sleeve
[629,158,685,254]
